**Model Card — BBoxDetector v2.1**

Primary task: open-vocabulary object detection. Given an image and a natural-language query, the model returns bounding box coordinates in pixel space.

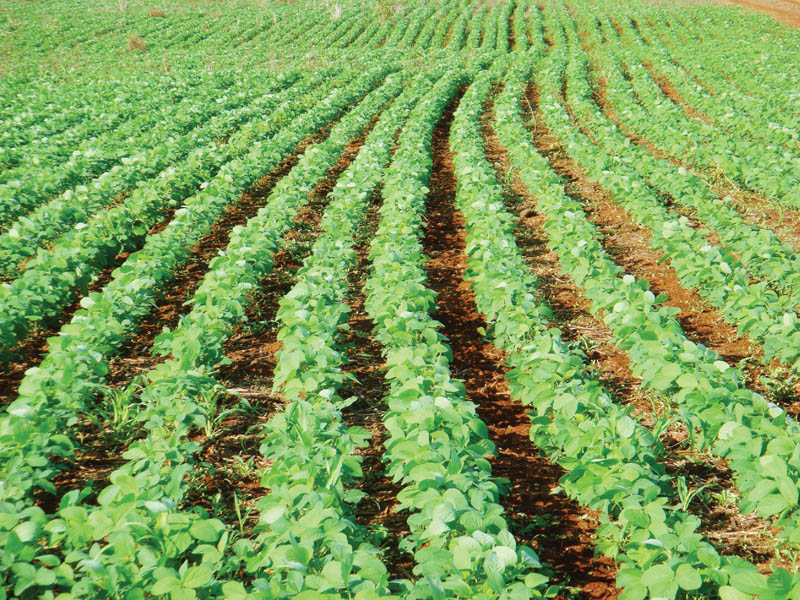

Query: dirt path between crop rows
[421,89,619,599]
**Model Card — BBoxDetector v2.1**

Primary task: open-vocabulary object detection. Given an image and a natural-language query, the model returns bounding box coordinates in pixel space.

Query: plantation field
[3,0,800,598]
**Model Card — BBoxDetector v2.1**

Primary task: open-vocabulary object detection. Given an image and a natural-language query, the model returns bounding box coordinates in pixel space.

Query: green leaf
[152,576,181,596]
[676,373,699,390]
[453,546,471,571]
[617,415,635,439]
[696,544,721,569]
[619,582,647,600]
[641,564,673,591]
[321,561,345,587]
[221,582,248,599]
[181,566,212,589]
[484,551,504,575]
[172,589,196,600]
[757,493,790,518]
[260,505,286,525]
[492,546,518,569]
[189,519,224,542]
[730,570,768,595]
[35,567,56,586]
[14,521,38,542]
[524,573,549,588]
[719,586,752,600]
[675,563,701,590]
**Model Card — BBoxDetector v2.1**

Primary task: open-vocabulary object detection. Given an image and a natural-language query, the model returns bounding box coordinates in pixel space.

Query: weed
[127,34,146,52]
[90,377,146,445]
[675,475,715,512]
[197,385,242,438]
[761,366,798,406]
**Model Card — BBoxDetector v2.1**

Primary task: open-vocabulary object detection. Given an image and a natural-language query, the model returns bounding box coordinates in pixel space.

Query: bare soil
[709,0,800,28]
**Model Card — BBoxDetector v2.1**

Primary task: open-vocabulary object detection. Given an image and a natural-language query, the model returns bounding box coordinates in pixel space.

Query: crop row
[0,78,279,273]
[362,62,552,598]
[0,76,246,230]
[546,11,800,372]
[37,66,400,600]
[0,76,198,177]
[605,10,800,208]
[0,65,394,598]
[0,76,187,166]
[237,68,440,600]
[572,7,800,310]
[0,72,312,356]
[515,42,800,597]
[462,52,791,600]
[623,12,800,164]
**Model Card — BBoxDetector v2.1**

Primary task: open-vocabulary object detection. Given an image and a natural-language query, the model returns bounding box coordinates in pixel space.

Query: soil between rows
[710,0,800,29]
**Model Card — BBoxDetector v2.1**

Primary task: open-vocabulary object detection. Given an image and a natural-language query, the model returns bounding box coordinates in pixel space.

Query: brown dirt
[103,115,372,387]
[183,411,272,535]
[662,448,783,572]
[421,91,619,599]
[441,15,456,48]
[585,66,721,220]
[487,90,739,581]
[341,119,418,581]
[35,151,307,510]
[574,59,800,404]
[39,442,126,511]
[217,124,375,387]
[508,1,517,49]
[127,34,146,52]
[709,0,800,28]
[606,57,800,257]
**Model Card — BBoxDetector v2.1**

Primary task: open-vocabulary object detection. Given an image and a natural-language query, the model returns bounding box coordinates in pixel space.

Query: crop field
[4,0,800,598]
